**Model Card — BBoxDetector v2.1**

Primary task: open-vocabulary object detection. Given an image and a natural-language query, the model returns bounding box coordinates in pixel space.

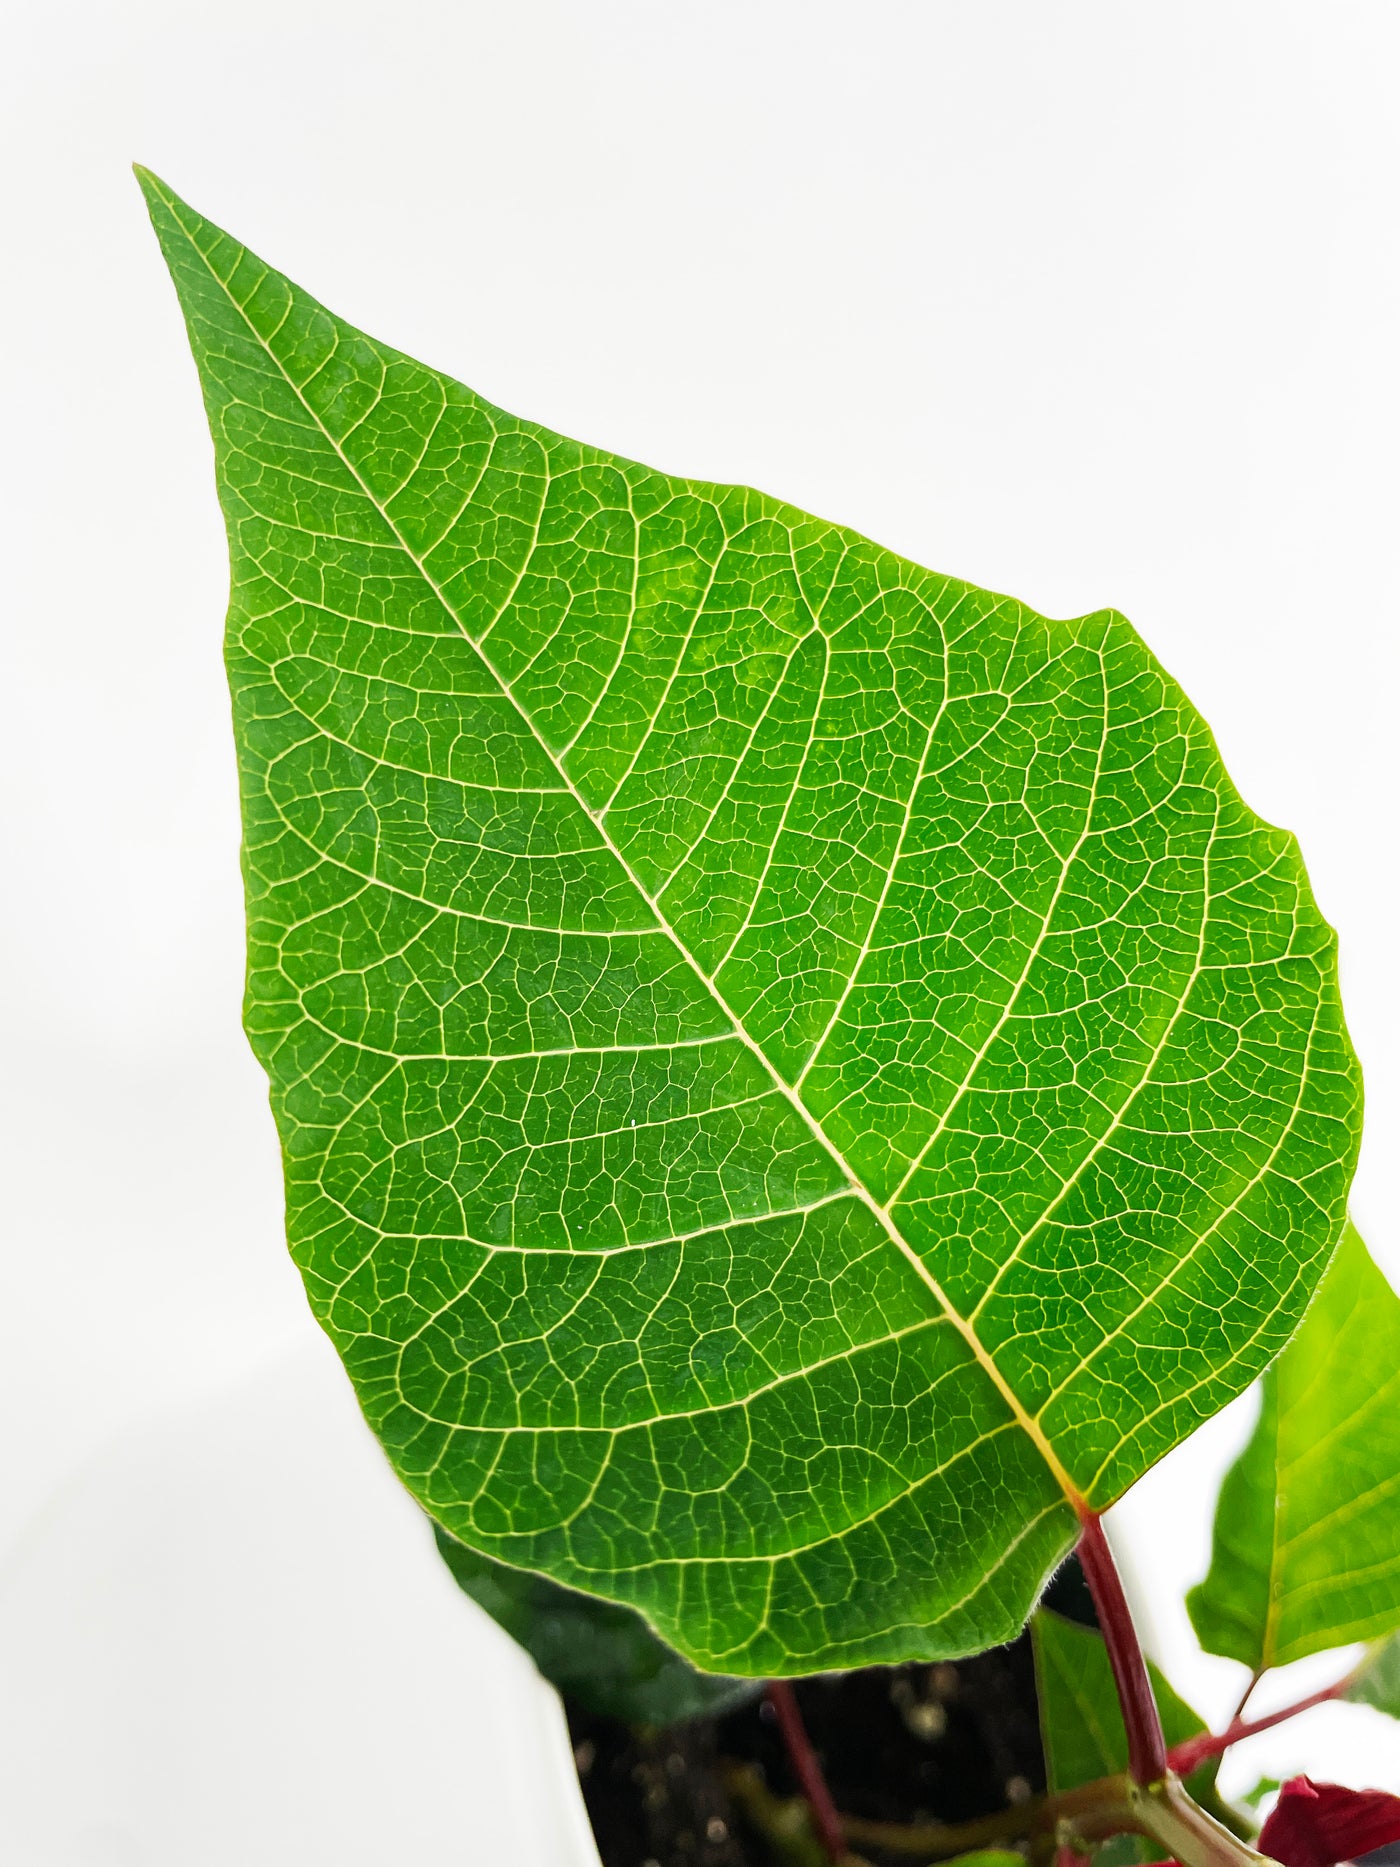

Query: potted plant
[127,166,1400,1867]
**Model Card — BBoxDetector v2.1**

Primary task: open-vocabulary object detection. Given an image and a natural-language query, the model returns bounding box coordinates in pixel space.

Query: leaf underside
[1189,1224,1400,1671]
[140,169,1360,1675]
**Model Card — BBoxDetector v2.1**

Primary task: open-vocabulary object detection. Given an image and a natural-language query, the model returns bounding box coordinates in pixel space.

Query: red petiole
[766,1678,848,1862]
[1076,1511,1169,1784]
[1169,1674,1356,1776]
[773,1511,1343,1867]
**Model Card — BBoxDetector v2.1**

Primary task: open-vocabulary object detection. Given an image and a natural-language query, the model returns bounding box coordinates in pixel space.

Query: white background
[3,1,1398,1856]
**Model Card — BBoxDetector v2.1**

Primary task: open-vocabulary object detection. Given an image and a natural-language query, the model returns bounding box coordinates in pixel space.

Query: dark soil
[566,1560,1095,1867]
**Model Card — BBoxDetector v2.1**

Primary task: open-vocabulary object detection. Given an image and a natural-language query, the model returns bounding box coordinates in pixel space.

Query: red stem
[1076,1513,1168,1784]
[766,1679,846,1862]
[1168,1679,1347,1776]
[1228,1671,1262,1728]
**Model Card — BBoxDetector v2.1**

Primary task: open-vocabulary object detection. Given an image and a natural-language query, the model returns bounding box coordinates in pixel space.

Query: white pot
[0,1338,602,1867]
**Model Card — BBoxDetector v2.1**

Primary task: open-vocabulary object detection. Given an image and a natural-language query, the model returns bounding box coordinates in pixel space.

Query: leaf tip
[132,164,167,219]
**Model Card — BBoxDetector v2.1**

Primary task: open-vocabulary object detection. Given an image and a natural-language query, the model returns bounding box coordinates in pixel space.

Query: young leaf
[433,1525,758,1723]
[139,169,1361,1676]
[1345,1632,1400,1720]
[1188,1225,1400,1671]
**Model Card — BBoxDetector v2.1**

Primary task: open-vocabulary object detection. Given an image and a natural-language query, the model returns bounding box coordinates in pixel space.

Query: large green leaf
[433,1526,758,1723]
[1188,1224,1400,1671]
[139,169,1361,1676]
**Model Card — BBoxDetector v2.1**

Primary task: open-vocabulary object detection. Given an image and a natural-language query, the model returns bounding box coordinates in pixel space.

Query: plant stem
[1132,1772,1272,1867]
[766,1680,847,1863]
[837,1773,1141,1861]
[722,1762,854,1867]
[833,1769,1273,1867]
[1168,1673,1353,1775]
[838,1797,1052,1857]
[1229,1670,1263,1727]
[1076,1512,1168,1783]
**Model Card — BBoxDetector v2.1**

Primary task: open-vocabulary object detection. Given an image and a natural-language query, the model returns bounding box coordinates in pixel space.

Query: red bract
[1257,1776,1400,1867]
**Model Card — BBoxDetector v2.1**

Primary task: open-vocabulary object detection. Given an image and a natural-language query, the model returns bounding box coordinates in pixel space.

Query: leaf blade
[140,168,1362,1675]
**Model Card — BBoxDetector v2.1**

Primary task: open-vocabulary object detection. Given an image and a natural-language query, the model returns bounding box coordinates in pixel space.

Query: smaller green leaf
[1187,1224,1400,1671]
[1346,1632,1400,1720]
[1033,1608,1207,1791]
[1032,1609,1246,1849]
[434,1526,759,1724]
[940,1854,1025,1867]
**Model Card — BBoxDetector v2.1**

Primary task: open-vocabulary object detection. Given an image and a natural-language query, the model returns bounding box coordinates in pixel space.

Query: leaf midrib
[162,178,1092,1515]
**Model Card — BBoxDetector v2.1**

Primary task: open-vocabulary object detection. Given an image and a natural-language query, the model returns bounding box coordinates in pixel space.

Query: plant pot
[0,1339,602,1867]
[0,1332,1168,1867]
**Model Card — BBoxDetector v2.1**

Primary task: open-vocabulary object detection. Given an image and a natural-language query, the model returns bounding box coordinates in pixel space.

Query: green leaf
[1187,1223,1400,1671]
[1033,1608,1209,1790]
[1032,1611,1246,1849]
[1345,1632,1400,1720]
[139,167,1361,1676]
[434,1524,758,1723]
